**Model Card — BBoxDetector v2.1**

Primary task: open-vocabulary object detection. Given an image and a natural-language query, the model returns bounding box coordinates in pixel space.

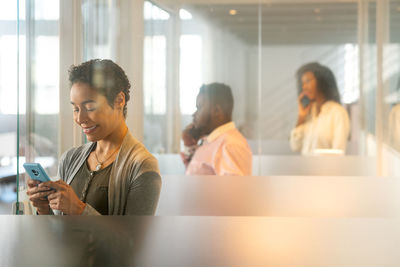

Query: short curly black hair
[68,59,131,118]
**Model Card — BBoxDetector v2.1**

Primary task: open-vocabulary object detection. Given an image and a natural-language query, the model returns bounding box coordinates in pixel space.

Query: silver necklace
[94,147,119,171]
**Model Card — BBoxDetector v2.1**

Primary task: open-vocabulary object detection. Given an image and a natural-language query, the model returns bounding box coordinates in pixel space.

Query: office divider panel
[155,153,376,176]
[2,216,400,266]
[157,175,400,216]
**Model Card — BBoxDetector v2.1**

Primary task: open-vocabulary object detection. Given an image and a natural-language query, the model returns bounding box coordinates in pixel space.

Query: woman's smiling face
[70,82,122,142]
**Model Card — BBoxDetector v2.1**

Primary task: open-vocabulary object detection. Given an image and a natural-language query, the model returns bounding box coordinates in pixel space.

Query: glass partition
[384,0,400,150]
[258,2,359,156]
[143,1,171,153]
[381,0,400,175]
[0,0,20,213]
[25,0,60,179]
[174,1,362,156]
[178,3,260,149]
[355,0,376,161]
[158,1,363,175]
[82,0,118,61]
[20,0,59,214]
[0,0,60,214]
[3,0,400,215]
[137,1,378,176]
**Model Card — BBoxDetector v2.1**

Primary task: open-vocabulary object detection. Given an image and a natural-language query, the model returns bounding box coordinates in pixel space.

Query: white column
[357,0,368,156]
[117,0,145,142]
[59,0,83,156]
[376,0,389,175]
[167,11,182,153]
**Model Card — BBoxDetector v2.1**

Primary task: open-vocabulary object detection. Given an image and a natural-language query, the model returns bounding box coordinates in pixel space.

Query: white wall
[179,17,249,131]
[201,22,249,129]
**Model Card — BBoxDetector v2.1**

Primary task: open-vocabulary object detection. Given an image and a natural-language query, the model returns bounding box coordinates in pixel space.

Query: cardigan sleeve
[57,150,68,182]
[81,203,102,215]
[125,171,162,215]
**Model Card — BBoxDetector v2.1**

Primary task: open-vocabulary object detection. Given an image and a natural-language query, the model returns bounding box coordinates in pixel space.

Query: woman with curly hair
[26,59,161,215]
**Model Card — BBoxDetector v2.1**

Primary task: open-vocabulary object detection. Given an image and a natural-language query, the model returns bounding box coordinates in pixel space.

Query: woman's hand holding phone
[39,180,86,215]
[27,179,86,215]
[296,92,312,126]
[26,178,54,214]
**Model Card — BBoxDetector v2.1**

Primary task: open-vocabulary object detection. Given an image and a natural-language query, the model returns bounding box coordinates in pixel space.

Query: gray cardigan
[56,131,161,215]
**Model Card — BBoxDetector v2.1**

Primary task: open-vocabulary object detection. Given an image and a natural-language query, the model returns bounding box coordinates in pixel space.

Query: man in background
[181,83,252,176]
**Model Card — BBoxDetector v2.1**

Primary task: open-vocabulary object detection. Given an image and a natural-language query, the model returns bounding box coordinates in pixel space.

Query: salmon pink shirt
[186,122,252,176]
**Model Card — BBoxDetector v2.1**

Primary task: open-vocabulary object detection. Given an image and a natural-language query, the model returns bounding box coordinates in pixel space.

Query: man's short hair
[199,83,234,117]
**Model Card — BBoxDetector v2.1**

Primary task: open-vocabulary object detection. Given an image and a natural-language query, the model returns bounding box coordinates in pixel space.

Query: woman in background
[290,62,350,155]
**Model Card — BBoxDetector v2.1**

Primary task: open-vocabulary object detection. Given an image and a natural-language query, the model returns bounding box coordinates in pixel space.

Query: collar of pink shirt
[205,121,236,143]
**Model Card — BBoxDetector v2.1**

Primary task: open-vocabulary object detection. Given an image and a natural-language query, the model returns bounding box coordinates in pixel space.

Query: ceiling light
[229,9,237,16]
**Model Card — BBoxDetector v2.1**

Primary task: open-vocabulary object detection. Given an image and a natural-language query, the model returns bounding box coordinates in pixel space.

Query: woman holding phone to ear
[26,59,161,215]
[290,62,350,155]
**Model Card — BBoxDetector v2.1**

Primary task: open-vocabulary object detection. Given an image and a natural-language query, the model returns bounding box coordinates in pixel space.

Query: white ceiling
[178,1,400,45]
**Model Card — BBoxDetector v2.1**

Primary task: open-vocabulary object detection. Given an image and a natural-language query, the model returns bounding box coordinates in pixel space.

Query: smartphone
[23,163,51,183]
[301,95,310,108]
